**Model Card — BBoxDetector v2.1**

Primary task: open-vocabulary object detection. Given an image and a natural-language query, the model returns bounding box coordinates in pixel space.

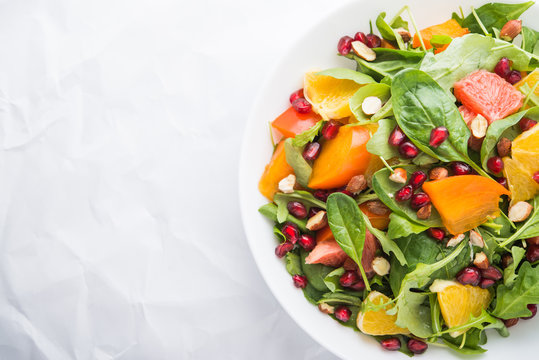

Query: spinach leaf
[349,83,391,123]
[318,292,363,306]
[498,196,539,248]
[391,69,485,174]
[493,261,539,319]
[454,1,534,35]
[273,190,326,223]
[346,48,425,81]
[387,213,428,240]
[291,120,323,147]
[285,251,325,304]
[324,267,346,292]
[371,98,394,122]
[326,192,370,289]
[375,12,406,50]
[522,26,539,53]
[365,118,399,160]
[284,138,311,187]
[258,203,308,232]
[317,68,375,85]
[300,248,335,292]
[411,152,439,166]
[372,166,443,228]
[503,246,526,286]
[360,211,407,266]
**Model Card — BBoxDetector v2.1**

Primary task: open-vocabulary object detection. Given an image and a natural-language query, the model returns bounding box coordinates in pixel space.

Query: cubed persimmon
[271,106,321,139]
[258,141,294,201]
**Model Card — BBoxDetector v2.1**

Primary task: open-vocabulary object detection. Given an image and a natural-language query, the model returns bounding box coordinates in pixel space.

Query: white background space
[0,0,352,359]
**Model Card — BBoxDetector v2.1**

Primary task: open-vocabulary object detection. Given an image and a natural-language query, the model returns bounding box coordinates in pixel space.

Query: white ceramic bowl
[239,0,537,358]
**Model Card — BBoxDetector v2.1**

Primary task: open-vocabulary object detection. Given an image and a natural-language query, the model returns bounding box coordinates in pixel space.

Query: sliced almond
[429,167,448,181]
[346,175,367,194]
[372,257,390,276]
[278,174,296,194]
[446,233,465,247]
[469,230,485,248]
[389,167,407,184]
[500,19,522,41]
[351,40,376,61]
[470,115,488,138]
[361,96,382,115]
[318,303,335,314]
[473,252,489,269]
[508,201,533,222]
[306,210,327,231]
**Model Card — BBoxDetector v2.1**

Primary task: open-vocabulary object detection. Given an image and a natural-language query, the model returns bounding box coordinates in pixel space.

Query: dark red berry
[339,189,353,197]
[289,89,304,104]
[321,120,340,140]
[481,266,502,281]
[281,223,300,244]
[292,98,312,114]
[522,304,537,320]
[388,126,406,146]
[308,207,323,217]
[519,117,537,132]
[410,192,431,210]
[340,270,360,287]
[354,31,368,44]
[292,274,308,288]
[526,244,539,262]
[479,278,496,289]
[399,141,419,159]
[407,339,428,354]
[451,161,472,175]
[366,34,381,48]
[275,241,294,258]
[334,305,352,322]
[429,126,449,147]
[313,190,329,202]
[506,70,522,85]
[395,185,413,202]
[534,171,539,184]
[303,142,321,161]
[287,201,307,219]
[503,318,519,327]
[494,57,511,78]
[427,228,446,241]
[380,337,401,351]
[298,234,316,251]
[497,177,508,188]
[457,267,481,286]
[337,36,354,55]
[487,156,504,174]
[409,171,427,190]
[349,278,366,291]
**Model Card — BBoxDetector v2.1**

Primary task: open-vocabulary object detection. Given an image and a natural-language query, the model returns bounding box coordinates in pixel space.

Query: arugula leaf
[360,211,407,266]
[346,48,425,81]
[323,267,346,292]
[326,193,370,290]
[349,83,391,123]
[503,246,526,286]
[441,328,487,355]
[435,309,505,337]
[387,213,428,240]
[300,249,334,292]
[493,261,539,319]
[366,118,399,160]
[284,138,311,187]
[258,203,308,232]
[498,196,539,248]
[291,120,323,147]
[273,190,326,223]
[317,68,375,85]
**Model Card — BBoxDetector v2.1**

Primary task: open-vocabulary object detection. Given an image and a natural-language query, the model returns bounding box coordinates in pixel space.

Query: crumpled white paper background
[0,0,346,358]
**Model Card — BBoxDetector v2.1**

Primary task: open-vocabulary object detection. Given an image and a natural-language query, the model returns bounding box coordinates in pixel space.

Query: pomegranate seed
[298,234,316,251]
[503,318,519,327]
[287,201,307,219]
[303,142,321,161]
[275,241,294,258]
[427,228,446,241]
[496,177,508,188]
[350,278,366,291]
[388,126,406,146]
[457,267,481,286]
[451,161,472,175]
[487,156,504,174]
[366,34,381,48]
[410,192,431,210]
[519,117,537,132]
[481,266,502,281]
[292,98,312,114]
[337,36,354,55]
[533,171,539,184]
[480,278,496,289]
[380,338,401,351]
[354,32,368,44]
[395,185,413,202]
[321,120,340,140]
[398,141,419,159]
[407,339,428,354]
[281,223,300,244]
[339,189,353,197]
[522,304,537,320]
[340,270,360,287]
[526,244,539,262]
[292,274,308,288]
[409,171,427,189]
[289,89,304,104]
[313,190,329,202]
[334,305,352,322]
[494,57,511,78]
[429,126,449,147]
[308,207,323,217]
[506,70,522,85]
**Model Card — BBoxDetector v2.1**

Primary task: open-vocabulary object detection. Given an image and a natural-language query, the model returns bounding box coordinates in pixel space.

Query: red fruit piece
[487,156,504,174]
[534,171,539,184]
[395,185,413,202]
[282,223,300,243]
[287,201,307,219]
[338,36,353,55]
[388,126,407,146]
[292,274,308,288]
[497,177,508,188]
[494,57,511,78]
[520,117,538,132]
[366,34,381,48]
[275,241,294,258]
[334,305,352,322]
[427,228,445,241]
[410,192,431,210]
[289,89,304,104]
[456,267,481,286]
[407,339,428,354]
[349,279,366,291]
[506,70,522,85]
[303,142,321,161]
[479,278,496,289]
[429,126,449,147]
[409,171,427,189]
[451,161,472,175]
[321,120,340,140]
[522,304,537,320]
[503,318,519,327]
[354,32,367,44]
[527,244,539,262]
[380,338,401,351]
[298,234,316,251]
[340,270,360,287]
[398,141,419,158]
[292,98,312,114]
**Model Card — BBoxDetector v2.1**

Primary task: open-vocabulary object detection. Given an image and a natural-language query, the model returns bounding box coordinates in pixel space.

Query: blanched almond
[469,230,485,248]
[362,96,382,115]
[372,257,390,276]
[473,252,489,269]
[508,201,533,222]
[389,167,407,184]
[306,210,327,231]
[351,40,376,61]
[470,115,488,138]
[447,233,465,247]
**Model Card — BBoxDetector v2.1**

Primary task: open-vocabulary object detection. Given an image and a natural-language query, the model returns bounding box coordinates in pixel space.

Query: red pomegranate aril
[388,126,407,146]
[399,141,419,159]
[487,156,504,174]
[354,31,368,44]
[451,161,472,175]
[427,228,446,241]
[409,171,427,189]
[395,185,413,202]
[292,274,308,288]
[481,266,502,281]
[350,279,366,291]
[340,270,360,287]
[456,267,481,286]
[281,223,300,244]
[503,318,519,327]
[506,70,522,85]
[289,89,304,104]
[292,98,312,114]
[334,305,352,322]
[366,34,382,48]
[496,177,508,188]
[338,36,354,55]
[534,171,539,184]
[429,126,449,147]
[522,304,537,320]
[275,241,294,258]
[303,142,321,161]
[407,339,428,354]
[321,120,341,140]
[526,244,539,262]
[339,189,353,197]
[479,278,496,289]
[410,192,431,210]
[380,337,401,351]
[519,117,537,132]
[313,190,329,202]
[494,57,512,78]
[287,201,308,219]
[308,207,323,217]
[298,234,316,251]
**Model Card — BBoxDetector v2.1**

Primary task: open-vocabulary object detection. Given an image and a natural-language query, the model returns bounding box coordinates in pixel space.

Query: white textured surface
[0,0,342,359]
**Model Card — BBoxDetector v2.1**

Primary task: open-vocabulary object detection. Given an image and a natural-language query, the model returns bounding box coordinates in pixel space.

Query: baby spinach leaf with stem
[493,261,539,319]
[345,48,425,81]
[285,251,325,304]
[291,120,323,147]
[284,138,311,187]
[387,213,428,240]
[366,118,399,160]
[521,26,539,53]
[259,203,308,232]
[349,83,391,123]
[273,190,326,223]
[323,267,345,292]
[375,12,406,50]
[317,68,375,85]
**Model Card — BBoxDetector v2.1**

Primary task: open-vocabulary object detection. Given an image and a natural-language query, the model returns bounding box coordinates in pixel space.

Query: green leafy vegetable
[285,251,325,304]
[349,83,391,123]
[346,48,425,81]
[317,68,375,85]
[503,246,526,286]
[366,118,399,160]
[258,203,308,232]
[441,328,487,355]
[324,267,346,292]
[430,34,452,48]
[493,261,539,319]
[387,213,428,240]
[521,26,539,53]
[360,211,407,266]
[284,138,311,187]
[300,249,335,292]
[376,12,406,50]
[318,292,363,306]
[292,120,323,147]
[498,196,539,248]
[273,190,326,223]
[435,309,506,337]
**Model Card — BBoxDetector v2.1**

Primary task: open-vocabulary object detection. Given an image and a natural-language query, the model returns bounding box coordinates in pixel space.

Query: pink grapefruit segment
[458,105,477,125]
[454,70,524,124]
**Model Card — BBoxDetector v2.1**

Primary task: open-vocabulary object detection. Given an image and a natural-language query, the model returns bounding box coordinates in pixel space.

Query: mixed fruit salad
[257,2,539,356]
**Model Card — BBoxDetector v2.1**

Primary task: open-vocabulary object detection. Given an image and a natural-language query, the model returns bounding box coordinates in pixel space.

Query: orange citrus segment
[515,68,539,101]
[356,291,408,336]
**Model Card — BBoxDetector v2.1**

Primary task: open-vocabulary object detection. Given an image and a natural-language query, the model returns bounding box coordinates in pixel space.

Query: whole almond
[365,200,390,215]
[470,115,488,138]
[417,203,431,220]
[497,137,512,157]
[429,167,448,180]
[346,175,367,194]
[396,28,411,43]
[306,210,328,231]
[500,19,522,41]
[351,40,376,61]
[508,201,533,222]
[473,252,489,269]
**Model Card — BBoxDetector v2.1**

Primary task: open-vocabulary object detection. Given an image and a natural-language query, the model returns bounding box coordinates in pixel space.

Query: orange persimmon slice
[412,19,469,52]
[360,202,390,230]
[423,175,510,234]
[258,141,294,201]
[271,106,321,139]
